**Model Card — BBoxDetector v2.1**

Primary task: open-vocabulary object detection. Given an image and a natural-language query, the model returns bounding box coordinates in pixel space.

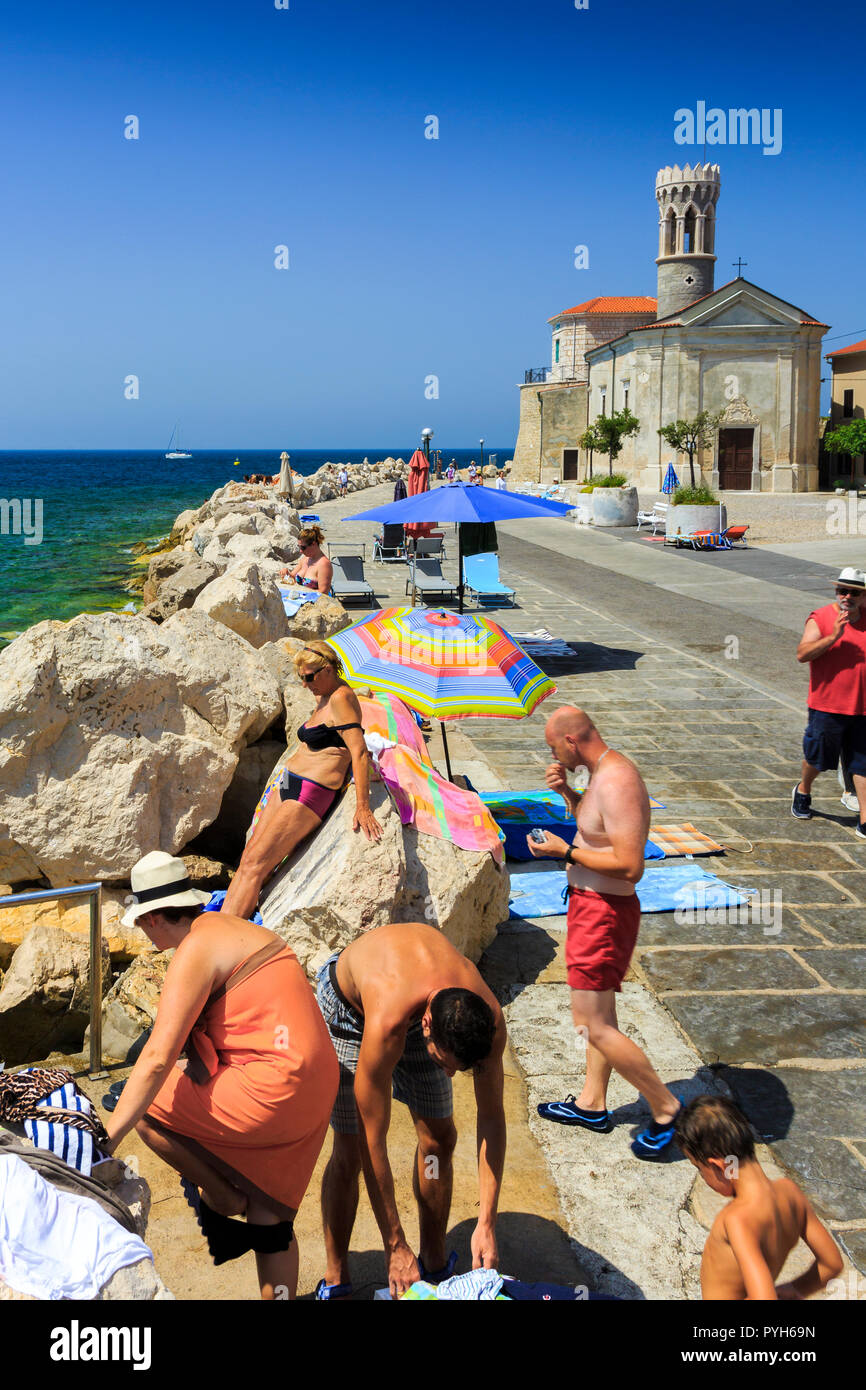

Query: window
[621,379,630,410]
[555,339,560,364]
[844,389,854,419]
[600,387,607,417]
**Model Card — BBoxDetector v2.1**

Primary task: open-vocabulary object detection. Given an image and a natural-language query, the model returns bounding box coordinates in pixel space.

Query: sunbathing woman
[279,524,333,594]
[104,851,339,1299]
[221,640,383,920]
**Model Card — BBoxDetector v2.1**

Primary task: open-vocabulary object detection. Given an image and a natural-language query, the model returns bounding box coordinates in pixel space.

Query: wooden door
[562,449,579,480]
[718,429,754,489]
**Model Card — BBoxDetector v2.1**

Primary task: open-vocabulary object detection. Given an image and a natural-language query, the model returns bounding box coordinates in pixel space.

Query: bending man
[315,921,506,1299]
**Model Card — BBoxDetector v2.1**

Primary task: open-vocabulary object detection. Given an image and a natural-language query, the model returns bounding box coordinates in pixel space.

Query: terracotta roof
[548,297,657,322]
[826,338,866,358]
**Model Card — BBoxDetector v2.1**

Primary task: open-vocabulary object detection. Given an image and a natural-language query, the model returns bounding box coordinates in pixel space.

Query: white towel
[363,731,396,777]
[0,1154,152,1300]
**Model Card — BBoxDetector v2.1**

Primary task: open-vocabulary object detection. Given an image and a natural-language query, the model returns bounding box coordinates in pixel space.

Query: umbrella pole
[440,721,454,782]
[457,523,464,615]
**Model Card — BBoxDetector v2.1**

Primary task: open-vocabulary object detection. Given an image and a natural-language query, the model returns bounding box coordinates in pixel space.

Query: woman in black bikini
[222,641,383,919]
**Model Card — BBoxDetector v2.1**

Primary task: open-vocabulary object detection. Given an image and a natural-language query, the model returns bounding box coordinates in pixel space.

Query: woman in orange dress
[104,851,339,1300]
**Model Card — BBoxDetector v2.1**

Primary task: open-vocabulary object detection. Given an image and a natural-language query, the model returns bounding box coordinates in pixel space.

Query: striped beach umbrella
[327,607,556,777]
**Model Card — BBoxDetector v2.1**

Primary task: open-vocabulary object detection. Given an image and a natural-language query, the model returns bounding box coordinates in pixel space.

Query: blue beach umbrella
[661,463,679,495]
[345,481,574,612]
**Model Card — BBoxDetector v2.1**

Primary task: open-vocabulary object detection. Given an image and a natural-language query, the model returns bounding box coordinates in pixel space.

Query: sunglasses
[300,667,326,683]
[298,541,310,550]
[836,588,861,597]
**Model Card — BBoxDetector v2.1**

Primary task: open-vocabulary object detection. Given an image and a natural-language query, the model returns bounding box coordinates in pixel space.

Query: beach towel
[508,864,749,919]
[647,823,725,857]
[23,1080,106,1176]
[278,585,320,619]
[477,788,665,860]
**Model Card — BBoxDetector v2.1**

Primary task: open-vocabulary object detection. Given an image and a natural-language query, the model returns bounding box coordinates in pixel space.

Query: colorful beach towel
[647,824,725,857]
[477,788,665,860]
[508,864,749,919]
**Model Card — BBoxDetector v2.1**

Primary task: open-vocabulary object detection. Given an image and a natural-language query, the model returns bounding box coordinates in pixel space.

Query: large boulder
[0,610,281,885]
[259,779,510,977]
[198,738,288,861]
[142,547,188,605]
[94,950,171,1063]
[284,594,351,642]
[193,561,287,648]
[140,557,219,624]
[0,887,147,971]
[0,924,110,1065]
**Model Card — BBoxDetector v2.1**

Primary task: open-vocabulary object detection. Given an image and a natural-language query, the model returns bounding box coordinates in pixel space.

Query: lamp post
[421,427,434,463]
[479,438,485,477]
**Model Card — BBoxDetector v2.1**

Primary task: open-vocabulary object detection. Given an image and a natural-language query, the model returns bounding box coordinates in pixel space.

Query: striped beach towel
[648,824,724,856]
[22,1079,108,1176]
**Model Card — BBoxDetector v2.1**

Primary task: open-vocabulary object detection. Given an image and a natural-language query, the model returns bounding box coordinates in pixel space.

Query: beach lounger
[462,552,516,606]
[413,536,445,559]
[664,530,732,551]
[372,524,405,563]
[331,554,375,603]
[406,557,457,605]
[722,524,749,547]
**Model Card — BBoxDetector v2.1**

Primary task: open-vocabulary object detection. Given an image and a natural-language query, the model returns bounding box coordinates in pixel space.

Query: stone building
[511,163,828,492]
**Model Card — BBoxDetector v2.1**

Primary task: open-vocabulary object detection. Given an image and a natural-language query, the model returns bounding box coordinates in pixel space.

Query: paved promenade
[317,485,866,1288]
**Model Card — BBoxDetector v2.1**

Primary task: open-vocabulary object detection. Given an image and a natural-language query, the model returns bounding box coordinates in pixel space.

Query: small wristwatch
[563,846,574,865]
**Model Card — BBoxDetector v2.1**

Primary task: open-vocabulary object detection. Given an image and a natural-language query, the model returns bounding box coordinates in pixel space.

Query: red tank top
[808,603,866,714]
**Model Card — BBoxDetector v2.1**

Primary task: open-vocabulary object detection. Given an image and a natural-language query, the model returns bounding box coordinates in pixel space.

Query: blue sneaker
[537,1095,613,1132]
[630,1106,681,1160]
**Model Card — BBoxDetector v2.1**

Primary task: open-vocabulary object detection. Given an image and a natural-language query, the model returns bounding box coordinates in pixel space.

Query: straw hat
[833,567,866,590]
[121,851,211,928]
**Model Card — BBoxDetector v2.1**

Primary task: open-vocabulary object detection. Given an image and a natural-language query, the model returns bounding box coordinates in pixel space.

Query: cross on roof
[733,257,748,276]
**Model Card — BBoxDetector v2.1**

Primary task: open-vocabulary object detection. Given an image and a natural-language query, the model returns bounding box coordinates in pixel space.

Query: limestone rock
[0,610,281,884]
[200,738,288,861]
[284,594,350,641]
[96,950,171,1063]
[0,924,110,1065]
[0,889,148,971]
[142,547,188,605]
[193,561,287,648]
[259,780,509,977]
[140,557,219,624]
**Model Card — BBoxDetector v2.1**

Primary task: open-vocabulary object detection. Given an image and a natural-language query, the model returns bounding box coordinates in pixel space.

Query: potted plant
[665,483,727,538]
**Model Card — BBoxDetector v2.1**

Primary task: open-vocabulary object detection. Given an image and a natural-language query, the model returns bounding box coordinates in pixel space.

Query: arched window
[664,208,676,256]
[703,205,715,255]
[683,206,697,254]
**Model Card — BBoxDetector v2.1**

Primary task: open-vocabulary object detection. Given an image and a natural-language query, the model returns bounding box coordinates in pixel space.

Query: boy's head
[675,1096,757,1196]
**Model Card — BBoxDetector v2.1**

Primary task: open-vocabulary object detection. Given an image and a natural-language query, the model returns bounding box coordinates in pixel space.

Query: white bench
[637,501,668,534]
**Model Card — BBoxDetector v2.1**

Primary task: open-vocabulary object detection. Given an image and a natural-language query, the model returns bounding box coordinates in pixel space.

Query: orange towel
[146,940,338,1218]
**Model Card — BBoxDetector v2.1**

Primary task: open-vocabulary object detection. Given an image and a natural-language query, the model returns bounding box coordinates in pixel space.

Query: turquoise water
[0,449,508,644]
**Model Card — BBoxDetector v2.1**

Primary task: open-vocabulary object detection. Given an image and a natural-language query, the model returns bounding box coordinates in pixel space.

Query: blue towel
[23,1081,101,1175]
[278,586,320,619]
[203,889,263,925]
[508,864,750,919]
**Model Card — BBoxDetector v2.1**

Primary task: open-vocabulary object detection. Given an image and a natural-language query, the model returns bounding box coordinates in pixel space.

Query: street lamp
[479,438,485,474]
[421,427,434,462]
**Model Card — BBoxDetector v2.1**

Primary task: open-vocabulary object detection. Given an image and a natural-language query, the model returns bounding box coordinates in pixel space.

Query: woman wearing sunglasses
[222,641,383,919]
[279,525,333,594]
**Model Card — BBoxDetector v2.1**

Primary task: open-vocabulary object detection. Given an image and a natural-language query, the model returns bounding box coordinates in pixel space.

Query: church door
[718,429,754,489]
[562,449,579,480]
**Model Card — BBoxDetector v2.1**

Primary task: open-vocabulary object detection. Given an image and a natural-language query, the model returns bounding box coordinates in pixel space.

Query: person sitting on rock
[315,921,507,1300]
[103,851,339,1300]
[221,641,383,920]
[279,524,333,594]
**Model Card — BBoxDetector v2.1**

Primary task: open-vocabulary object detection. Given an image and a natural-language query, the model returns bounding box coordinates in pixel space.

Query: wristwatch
[563,846,574,865]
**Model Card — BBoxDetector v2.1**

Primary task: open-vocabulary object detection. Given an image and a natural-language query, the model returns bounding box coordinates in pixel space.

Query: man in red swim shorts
[527,706,681,1159]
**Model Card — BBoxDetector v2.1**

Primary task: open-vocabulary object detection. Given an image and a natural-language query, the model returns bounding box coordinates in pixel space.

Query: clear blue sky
[1,0,862,448]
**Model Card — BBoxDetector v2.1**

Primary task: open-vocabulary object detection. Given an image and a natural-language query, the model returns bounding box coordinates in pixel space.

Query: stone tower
[655,163,720,320]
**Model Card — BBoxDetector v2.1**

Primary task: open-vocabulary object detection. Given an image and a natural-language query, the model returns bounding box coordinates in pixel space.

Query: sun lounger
[406,557,457,605]
[664,530,731,551]
[373,524,406,563]
[413,536,446,559]
[462,552,516,606]
[331,554,375,603]
[722,524,749,547]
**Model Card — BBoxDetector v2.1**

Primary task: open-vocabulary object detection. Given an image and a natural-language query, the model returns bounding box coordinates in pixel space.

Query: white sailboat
[165,424,192,460]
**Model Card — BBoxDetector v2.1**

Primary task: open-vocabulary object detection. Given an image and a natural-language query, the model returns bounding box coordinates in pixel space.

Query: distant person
[104,852,339,1300]
[446,461,456,482]
[279,525,333,594]
[495,473,506,491]
[676,1096,842,1300]
[338,467,349,498]
[220,642,382,920]
[467,461,478,484]
[315,922,506,1300]
[792,567,866,835]
[528,706,681,1158]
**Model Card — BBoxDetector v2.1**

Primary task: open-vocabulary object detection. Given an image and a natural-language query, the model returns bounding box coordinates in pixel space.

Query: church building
[510,164,828,492]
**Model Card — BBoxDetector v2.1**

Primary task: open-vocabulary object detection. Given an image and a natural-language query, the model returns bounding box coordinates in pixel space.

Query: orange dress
[146,939,338,1219]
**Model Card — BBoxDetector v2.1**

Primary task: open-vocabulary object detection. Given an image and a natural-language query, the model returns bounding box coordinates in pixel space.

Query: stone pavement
[315,484,866,1286]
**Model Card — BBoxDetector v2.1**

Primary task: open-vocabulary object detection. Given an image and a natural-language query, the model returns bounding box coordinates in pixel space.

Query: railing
[524,367,549,383]
[0,882,106,1078]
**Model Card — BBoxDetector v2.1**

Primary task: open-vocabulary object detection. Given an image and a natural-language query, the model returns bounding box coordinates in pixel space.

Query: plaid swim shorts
[315,953,453,1134]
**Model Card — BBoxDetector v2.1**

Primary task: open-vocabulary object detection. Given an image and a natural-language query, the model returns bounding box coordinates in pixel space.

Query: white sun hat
[833,567,866,589]
[121,851,211,928]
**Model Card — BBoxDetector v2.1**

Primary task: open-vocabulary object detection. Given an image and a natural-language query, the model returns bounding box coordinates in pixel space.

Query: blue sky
[0,0,862,448]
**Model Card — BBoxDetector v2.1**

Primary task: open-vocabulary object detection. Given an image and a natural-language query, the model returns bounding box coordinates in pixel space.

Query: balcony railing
[524,367,549,384]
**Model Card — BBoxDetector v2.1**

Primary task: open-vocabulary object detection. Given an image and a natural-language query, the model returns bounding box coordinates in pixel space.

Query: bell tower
[655,163,720,320]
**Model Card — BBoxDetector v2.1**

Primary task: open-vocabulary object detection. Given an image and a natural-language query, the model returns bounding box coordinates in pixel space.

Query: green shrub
[672,484,718,506]
[833,478,856,490]
[579,485,595,493]
[592,473,629,488]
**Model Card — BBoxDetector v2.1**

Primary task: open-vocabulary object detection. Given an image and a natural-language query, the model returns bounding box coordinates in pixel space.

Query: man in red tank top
[793,567,866,836]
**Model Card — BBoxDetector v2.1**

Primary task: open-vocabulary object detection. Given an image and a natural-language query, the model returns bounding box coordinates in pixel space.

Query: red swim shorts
[565,887,641,993]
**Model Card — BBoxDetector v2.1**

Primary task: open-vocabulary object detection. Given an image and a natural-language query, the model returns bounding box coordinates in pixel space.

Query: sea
[0,449,510,645]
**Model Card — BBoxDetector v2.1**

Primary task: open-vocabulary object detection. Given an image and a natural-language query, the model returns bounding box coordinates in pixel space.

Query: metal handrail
[0,883,105,1078]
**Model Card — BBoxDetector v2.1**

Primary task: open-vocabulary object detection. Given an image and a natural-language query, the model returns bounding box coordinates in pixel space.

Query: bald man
[527,706,681,1158]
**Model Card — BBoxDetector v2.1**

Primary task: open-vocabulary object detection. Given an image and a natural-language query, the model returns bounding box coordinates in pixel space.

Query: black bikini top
[298,721,362,752]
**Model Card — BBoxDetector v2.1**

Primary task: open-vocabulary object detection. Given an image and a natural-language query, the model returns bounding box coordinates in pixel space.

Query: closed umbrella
[277,451,294,503]
[327,606,555,780]
[405,447,434,544]
[345,481,574,612]
[661,463,679,495]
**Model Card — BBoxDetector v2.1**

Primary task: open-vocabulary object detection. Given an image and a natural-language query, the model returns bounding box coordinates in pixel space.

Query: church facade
[510,164,828,492]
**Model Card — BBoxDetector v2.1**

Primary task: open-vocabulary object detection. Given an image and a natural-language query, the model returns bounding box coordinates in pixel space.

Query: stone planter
[665,503,727,538]
[592,486,639,528]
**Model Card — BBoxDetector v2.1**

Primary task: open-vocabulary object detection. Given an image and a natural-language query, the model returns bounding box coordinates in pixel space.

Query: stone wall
[510,382,588,485]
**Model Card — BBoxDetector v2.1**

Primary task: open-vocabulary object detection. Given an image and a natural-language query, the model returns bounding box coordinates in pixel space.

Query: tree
[578,423,605,481]
[592,408,640,477]
[825,420,866,475]
[657,410,721,488]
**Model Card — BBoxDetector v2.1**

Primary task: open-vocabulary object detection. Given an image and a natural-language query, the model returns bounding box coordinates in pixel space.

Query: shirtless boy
[676,1096,842,1300]
[315,921,507,1299]
[528,706,681,1158]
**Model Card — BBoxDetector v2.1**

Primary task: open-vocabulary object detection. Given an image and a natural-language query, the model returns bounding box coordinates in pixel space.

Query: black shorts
[803,709,866,776]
